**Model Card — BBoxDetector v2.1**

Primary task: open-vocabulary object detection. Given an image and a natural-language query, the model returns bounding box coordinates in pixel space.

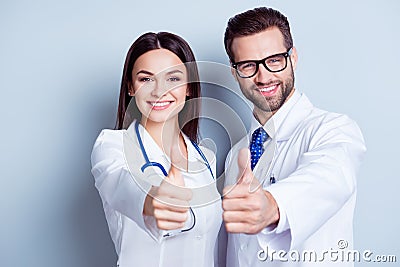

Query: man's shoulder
[305,105,357,129]
[293,94,353,126]
[284,94,363,143]
[293,103,364,149]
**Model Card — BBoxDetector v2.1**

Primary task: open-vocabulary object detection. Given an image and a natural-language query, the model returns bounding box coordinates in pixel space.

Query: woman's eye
[139,77,153,82]
[168,76,181,82]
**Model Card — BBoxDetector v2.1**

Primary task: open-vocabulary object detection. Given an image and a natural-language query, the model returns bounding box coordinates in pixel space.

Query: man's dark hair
[224,7,293,63]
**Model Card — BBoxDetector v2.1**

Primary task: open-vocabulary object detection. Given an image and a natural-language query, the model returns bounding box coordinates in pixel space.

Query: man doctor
[221,7,366,266]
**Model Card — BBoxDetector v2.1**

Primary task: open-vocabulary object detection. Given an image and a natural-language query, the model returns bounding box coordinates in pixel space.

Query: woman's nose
[151,80,168,97]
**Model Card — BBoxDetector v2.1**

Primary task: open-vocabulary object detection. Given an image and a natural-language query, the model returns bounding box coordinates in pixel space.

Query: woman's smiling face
[130,48,188,125]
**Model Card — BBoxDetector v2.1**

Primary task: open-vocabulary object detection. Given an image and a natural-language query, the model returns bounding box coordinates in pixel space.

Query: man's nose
[254,63,274,84]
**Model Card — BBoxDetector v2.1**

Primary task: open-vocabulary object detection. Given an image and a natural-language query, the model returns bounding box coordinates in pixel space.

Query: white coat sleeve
[263,114,366,250]
[90,129,160,241]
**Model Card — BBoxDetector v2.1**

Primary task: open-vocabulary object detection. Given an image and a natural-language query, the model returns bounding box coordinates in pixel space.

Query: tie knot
[251,127,268,145]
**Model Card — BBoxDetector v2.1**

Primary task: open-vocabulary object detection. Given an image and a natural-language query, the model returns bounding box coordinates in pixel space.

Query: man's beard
[240,69,295,113]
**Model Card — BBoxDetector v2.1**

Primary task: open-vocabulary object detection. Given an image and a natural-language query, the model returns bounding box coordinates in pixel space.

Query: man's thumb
[237,148,252,184]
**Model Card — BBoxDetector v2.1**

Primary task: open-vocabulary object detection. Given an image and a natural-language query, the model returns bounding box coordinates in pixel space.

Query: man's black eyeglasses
[232,48,293,78]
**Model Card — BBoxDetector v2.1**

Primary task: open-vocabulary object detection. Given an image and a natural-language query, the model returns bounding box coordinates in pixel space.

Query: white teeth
[260,84,277,92]
[151,101,171,107]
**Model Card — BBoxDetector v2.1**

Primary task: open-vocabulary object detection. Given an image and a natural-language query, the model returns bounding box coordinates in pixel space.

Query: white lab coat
[91,121,222,267]
[224,90,366,267]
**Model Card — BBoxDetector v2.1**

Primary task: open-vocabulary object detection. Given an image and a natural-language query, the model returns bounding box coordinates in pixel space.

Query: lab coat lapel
[125,121,166,186]
[253,137,277,186]
[123,122,155,191]
[254,93,314,186]
[274,93,314,142]
[225,93,314,186]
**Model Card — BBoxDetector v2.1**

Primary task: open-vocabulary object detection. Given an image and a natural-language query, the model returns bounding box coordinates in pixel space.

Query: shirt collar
[250,89,305,141]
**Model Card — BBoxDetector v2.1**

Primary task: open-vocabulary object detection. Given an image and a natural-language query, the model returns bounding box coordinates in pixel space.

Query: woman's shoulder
[95,128,125,144]
[91,129,126,167]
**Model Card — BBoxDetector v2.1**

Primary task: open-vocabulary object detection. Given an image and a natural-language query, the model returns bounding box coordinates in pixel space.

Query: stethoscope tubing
[134,121,214,237]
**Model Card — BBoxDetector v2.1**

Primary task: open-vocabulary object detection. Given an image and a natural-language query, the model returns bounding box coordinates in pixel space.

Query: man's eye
[267,57,283,65]
[240,62,256,70]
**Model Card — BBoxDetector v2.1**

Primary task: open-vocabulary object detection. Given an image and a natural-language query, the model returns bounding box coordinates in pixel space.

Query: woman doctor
[91,32,222,267]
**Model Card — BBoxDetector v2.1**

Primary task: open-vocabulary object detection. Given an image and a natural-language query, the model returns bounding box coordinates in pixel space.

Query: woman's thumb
[167,144,185,186]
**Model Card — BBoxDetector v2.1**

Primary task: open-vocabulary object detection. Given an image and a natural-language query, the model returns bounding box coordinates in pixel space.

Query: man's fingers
[225,222,256,234]
[223,210,249,223]
[222,197,257,211]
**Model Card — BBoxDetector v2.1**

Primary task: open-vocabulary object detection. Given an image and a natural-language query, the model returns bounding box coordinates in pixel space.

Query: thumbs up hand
[236,147,256,186]
[165,143,186,186]
[222,148,280,234]
[143,144,192,231]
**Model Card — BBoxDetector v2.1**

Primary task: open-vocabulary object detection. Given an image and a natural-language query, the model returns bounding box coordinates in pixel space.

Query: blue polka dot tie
[249,127,268,170]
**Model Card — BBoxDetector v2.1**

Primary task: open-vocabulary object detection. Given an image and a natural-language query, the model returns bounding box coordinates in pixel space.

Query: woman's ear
[128,84,135,96]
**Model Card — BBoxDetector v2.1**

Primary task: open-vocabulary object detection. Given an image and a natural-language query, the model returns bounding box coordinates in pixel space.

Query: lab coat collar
[182,132,207,165]
[130,121,166,162]
[126,120,205,167]
[250,90,314,141]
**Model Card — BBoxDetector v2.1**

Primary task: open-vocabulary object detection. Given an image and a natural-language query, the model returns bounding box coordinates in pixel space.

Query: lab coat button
[195,235,202,240]
[240,244,247,250]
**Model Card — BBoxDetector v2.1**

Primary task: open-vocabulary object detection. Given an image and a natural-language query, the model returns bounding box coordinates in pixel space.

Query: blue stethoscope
[134,121,215,237]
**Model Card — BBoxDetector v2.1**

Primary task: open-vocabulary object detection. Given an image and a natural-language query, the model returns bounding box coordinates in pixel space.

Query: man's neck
[253,109,273,126]
[253,88,296,125]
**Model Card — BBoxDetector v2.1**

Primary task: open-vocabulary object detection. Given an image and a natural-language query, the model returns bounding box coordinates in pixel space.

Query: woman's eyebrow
[136,69,183,76]
[165,69,184,75]
[136,70,153,75]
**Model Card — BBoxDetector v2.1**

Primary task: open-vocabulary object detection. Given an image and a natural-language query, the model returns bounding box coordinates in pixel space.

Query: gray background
[1,0,399,266]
